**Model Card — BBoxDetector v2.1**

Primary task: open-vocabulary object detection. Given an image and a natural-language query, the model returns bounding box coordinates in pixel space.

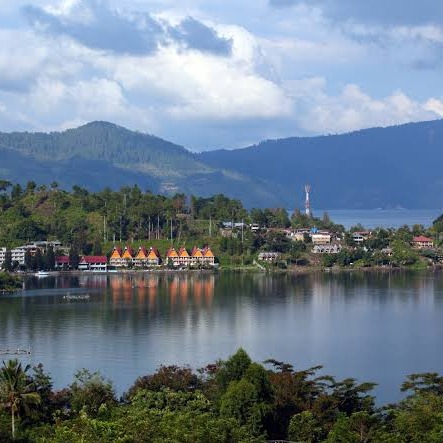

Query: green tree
[0,359,40,440]
[69,369,117,417]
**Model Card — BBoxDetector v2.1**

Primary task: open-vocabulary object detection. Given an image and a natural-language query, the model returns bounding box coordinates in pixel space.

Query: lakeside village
[1,181,443,285]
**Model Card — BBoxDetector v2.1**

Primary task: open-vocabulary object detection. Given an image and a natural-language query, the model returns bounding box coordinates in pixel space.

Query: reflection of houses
[412,236,434,249]
[312,244,341,254]
[258,252,280,262]
[78,256,107,271]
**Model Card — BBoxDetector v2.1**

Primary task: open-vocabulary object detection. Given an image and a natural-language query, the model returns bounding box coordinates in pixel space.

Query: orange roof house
[165,247,180,266]
[122,246,134,260]
[109,246,125,267]
[147,247,161,265]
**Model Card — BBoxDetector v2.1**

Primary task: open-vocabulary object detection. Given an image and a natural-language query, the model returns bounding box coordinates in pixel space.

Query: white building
[0,247,6,268]
[311,233,331,245]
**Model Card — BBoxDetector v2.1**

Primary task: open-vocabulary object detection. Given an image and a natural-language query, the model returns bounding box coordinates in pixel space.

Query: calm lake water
[315,209,442,229]
[1,271,443,405]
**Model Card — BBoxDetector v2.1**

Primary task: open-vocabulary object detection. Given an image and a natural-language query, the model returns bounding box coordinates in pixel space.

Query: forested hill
[199,119,443,209]
[0,122,280,207]
[2,119,443,208]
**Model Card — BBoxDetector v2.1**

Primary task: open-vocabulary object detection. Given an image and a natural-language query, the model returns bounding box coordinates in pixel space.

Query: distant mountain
[199,119,443,209]
[0,121,281,207]
[1,119,443,208]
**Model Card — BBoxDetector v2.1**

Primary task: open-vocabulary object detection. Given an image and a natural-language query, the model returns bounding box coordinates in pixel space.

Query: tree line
[0,349,442,441]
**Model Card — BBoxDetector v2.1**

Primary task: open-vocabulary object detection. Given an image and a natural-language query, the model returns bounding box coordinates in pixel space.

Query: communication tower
[305,184,312,217]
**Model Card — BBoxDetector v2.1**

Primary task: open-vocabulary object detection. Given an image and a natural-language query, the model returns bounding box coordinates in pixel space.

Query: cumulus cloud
[22,0,232,56]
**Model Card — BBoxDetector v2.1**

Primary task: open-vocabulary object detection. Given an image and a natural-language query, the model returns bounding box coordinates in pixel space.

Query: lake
[1,271,443,405]
[313,208,442,229]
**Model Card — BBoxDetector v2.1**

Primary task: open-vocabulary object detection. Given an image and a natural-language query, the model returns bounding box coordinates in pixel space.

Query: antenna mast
[305,184,312,217]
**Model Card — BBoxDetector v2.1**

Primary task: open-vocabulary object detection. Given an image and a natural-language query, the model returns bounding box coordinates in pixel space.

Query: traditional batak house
[165,247,180,267]
[122,246,135,266]
[109,246,124,268]
[78,256,108,271]
[133,246,149,267]
[190,246,215,267]
[178,247,191,267]
[202,246,215,266]
[147,247,161,266]
[412,236,434,249]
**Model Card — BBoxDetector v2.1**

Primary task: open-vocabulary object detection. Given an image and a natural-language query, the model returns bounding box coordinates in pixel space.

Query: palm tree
[0,359,40,440]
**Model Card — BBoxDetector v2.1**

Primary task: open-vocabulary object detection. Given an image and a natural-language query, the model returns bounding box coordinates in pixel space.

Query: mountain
[0,121,281,207]
[199,119,443,209]
[1,119,443,209]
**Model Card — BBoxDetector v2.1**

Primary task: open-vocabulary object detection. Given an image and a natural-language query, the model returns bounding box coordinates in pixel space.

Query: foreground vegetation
[1,349,443,442]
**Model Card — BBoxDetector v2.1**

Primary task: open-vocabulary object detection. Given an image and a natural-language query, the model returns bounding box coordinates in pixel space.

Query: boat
[35,271,50,277]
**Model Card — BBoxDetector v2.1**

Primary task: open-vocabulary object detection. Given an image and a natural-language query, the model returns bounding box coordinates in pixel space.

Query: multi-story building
[0,247,7,268]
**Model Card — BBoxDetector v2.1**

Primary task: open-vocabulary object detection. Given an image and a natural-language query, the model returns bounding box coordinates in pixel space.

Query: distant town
[0,181,443,280]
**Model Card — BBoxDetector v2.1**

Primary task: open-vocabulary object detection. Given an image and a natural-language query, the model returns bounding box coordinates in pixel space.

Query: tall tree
[0,359,40,440]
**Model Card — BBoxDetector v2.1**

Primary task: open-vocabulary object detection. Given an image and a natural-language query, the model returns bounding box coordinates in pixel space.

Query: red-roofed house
[412,236,434,249]
[78,256,108,271]
[55,256,70,270]
[109,246,124,267]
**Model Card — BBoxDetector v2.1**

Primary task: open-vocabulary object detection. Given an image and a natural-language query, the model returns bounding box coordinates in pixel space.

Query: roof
[80,256,107,264]
[135,246,148,259]
[110,247,122,258]
[413,236,433,242]
[166,247,178,258]
[122,246,134,259]
[56,256,70,264]
[178,247,189,257]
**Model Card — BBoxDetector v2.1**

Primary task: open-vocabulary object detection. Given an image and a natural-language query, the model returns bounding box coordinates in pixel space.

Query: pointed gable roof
[166,247,178,258]
[110,246,123,259]
[203,246,214,257]
[135,246,148,259]
[191,246,203,257]
[147,247,160,259]
[122,246,134,259]
[179,247,189,257]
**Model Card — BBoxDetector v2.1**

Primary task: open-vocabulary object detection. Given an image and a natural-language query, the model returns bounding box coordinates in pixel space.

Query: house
[312,244,341,254]
[202,246,215,266]
[55,256,70,270]
[412,236,434,249]
[133,246,149,267]
[178,247,191,266]
[109,246,124,267]
[352,231,371,244]
[121,246,134,265]
[146,247,161,266]
[258,252,280,262]
[78,256,107,271]
[311,233,331,245]
[0,247,6,268]
[165,247,180,267]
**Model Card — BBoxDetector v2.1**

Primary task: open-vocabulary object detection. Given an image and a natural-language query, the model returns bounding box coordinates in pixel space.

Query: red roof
[80,256,107,264]
[413,236,433,242]
[56,256,70,264]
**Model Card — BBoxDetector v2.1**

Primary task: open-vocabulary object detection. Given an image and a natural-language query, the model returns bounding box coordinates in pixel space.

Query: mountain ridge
[1,119,443,209]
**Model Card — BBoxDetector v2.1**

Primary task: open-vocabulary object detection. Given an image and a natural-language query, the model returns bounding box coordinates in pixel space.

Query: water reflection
[0,270,443,404]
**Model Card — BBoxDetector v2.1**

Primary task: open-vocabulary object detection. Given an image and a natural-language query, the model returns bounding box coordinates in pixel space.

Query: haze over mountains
[1,119,442,209]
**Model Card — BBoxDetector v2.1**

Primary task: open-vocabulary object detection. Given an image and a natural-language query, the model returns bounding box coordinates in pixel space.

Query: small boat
[63,294,90,301]
[35,271,50,277]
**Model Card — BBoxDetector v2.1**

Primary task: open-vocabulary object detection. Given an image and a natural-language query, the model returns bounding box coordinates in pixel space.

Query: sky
[0,0,442,150]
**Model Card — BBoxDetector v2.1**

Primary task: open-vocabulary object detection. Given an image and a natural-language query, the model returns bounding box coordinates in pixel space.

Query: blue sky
[0,0,442,150]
